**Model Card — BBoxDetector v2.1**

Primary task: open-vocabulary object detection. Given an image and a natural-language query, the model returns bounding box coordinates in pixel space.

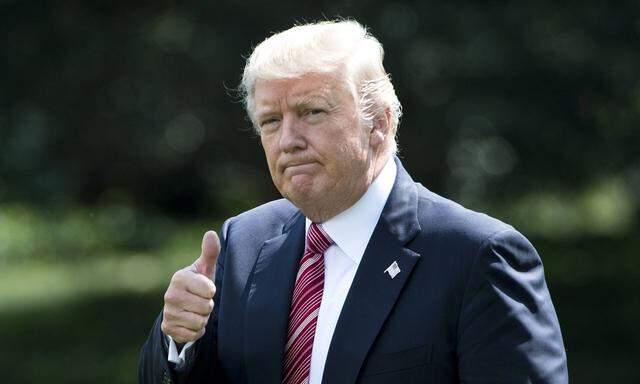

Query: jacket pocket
[359,344,432,377]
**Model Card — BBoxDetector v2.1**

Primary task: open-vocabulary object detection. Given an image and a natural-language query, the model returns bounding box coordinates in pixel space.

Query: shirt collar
[305,157,397,265]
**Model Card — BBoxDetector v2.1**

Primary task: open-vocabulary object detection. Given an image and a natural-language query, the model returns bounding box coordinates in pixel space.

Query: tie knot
[306,223,333,254]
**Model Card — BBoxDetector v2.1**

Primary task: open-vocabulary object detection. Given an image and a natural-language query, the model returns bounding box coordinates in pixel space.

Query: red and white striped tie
[282,223,333,384]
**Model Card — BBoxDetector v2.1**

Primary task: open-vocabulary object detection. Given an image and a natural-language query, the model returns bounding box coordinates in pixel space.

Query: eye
[259,117,280,129]
[305,108,326,116]
[302,108,327,124]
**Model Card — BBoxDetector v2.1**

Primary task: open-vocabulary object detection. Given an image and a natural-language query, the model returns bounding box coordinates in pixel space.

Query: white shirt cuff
[167,335,195,367]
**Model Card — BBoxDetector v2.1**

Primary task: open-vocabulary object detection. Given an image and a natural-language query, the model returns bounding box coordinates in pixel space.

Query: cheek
[261,143,281,183]
[261,138,276,163]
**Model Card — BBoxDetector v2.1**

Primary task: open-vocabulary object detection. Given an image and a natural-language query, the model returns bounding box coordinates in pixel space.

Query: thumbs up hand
[161,231,220,344]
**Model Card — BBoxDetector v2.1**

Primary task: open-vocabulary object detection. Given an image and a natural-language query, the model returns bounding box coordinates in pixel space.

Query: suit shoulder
[225,198,299,239]
[414,183,517,246]
[411,184,540,286]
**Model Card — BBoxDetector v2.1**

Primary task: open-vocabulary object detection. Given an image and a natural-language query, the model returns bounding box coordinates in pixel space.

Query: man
[139,20,568,383]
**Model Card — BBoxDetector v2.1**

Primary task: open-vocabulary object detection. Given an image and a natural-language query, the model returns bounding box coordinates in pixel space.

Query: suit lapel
[244,212,305,384]
[322,157,422,384]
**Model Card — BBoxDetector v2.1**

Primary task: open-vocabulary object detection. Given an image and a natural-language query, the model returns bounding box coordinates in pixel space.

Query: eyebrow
[254,93,333,118]
[253,106,280,122]
[296,95,332,109]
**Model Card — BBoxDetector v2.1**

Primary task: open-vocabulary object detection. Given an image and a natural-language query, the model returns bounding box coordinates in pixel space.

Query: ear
[369,107,392,150]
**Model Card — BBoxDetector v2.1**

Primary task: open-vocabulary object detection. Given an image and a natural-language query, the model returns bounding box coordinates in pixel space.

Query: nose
[278,114,306,153]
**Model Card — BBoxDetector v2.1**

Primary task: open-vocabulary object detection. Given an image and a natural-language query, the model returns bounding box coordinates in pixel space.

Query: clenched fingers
[164,307,210,332]
[164,288,214,315]
[162,261,217,344]
[171,269,216,299]
[181,295,215,316]
[185,272,216,299]
[166,325,206,345]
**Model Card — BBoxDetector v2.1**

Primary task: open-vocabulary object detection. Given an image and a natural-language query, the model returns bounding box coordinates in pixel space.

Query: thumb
[192,230,220,279]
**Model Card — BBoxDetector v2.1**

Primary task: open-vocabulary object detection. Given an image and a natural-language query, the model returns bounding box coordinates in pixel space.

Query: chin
[282,174,315,194]
[283,183,320,206]
[284,186,314,203]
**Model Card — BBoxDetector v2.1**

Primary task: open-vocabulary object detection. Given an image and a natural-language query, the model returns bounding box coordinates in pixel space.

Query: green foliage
[1,1,639,215]
[0,203,212,265]
[491,176,637,239]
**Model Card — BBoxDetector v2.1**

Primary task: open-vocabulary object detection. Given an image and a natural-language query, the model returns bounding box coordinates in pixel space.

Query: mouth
[281,160,319,174]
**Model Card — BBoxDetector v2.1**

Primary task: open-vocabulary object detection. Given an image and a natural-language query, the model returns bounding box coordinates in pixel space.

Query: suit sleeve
[138,311,176,384]
[138,219,233,384]
[457,229,568,384]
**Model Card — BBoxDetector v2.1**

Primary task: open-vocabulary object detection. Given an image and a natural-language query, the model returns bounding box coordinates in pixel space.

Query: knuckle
[188,275,205,290]
[207,299,214,312]
[162,307,172,320]
[190,315,203,330]
[169,309,186,323]
[171,268,189,284]
[184,329,197,342]
[164,290,175,303]
[169,330,187,344]
[205,281,216,298]
[174,328,186,341]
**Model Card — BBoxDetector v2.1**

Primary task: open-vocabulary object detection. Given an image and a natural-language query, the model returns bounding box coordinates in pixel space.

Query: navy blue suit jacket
[139,158,568,383]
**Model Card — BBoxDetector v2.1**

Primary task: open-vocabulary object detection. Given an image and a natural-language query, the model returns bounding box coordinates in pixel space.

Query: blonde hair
[240,20,402,153]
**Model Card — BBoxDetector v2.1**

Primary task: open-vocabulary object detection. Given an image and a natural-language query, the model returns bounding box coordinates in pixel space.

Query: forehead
[253,73,352,112]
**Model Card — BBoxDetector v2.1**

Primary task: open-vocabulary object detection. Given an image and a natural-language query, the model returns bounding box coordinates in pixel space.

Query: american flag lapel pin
[384,261,401,279]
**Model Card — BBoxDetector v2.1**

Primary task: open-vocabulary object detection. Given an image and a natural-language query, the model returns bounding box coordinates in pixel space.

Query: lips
[281,160,318,174]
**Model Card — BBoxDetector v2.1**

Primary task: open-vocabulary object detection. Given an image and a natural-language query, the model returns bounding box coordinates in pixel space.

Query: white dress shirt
[169,157,397,384]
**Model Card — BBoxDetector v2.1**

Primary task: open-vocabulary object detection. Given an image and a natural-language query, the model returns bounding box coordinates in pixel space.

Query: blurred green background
[1,1,639,383]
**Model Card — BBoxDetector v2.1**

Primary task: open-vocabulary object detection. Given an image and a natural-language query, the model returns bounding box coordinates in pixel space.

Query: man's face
[253,72,377,222]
